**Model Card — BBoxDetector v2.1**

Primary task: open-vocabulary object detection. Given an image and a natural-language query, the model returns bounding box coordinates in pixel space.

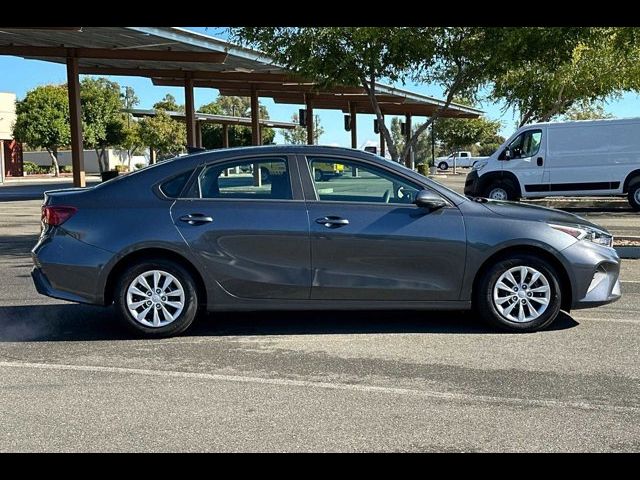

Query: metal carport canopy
[0,27,483,186]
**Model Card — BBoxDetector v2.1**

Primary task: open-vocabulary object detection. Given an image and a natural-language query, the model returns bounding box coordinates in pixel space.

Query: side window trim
[303,155,444,206]
[180,154,302,201]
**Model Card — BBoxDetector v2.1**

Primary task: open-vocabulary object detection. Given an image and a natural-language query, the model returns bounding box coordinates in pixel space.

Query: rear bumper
[31,266,95,304]
[31,230,112,305]
[464,170,481,196]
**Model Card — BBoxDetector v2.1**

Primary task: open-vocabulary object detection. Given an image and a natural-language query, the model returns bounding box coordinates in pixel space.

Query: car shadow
[0,303,579,342]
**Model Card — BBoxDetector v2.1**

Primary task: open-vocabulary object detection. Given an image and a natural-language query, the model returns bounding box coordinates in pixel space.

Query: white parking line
[0,360,637,414]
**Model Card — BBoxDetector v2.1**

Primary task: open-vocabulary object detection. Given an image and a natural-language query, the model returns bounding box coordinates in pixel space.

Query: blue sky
[2,26,640,148]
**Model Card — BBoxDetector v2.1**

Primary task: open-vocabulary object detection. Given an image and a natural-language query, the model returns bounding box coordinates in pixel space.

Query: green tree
[199,96,275,148]
[434,115,502,157]
[563,100,614,121]
[390,117,436,165]
[153,94,184,112]
[232,27,586,167]
[81,77,127,172]
[13,84,70,177]
[138,110,186,160]
[282,113,324,144]
[120,86,143,167]
[491,28,635,126]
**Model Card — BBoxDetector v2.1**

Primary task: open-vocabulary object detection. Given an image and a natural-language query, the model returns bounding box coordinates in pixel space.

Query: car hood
[476,199,606,231]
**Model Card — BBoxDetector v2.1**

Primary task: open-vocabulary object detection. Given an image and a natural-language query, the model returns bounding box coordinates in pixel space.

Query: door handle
[315,216,349,228]
[537,157,544,166]
[179,213,213,225]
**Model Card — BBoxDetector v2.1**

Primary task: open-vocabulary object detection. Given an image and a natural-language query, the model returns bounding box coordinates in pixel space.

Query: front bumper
[464,170,481,196]
[561,241,622,309]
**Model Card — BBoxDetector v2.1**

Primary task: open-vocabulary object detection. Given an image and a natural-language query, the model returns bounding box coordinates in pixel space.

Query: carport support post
[195,121,202,148]
[251,86,262,186]
[405,114,413,169]
[222,124,230,176]
[305,94,314,145]
[66,56,85,187]
[0,140,4,183]
[379,115,385,158]
[184,76,196,148]
[349,101,358,177]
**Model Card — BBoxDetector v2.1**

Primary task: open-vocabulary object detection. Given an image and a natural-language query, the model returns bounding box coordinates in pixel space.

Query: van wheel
[474,254,562,332]
[115,259,199,338]
[484,181,518,201]
[628,182,640,211]
[438,161,449,171]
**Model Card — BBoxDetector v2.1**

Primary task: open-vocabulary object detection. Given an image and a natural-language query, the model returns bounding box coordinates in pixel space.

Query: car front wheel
[115,259,199,338]
[474,255,562,332]
[438,161,449,171]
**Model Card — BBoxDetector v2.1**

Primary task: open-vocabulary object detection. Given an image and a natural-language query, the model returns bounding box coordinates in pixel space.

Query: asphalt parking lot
[0,185,639,452]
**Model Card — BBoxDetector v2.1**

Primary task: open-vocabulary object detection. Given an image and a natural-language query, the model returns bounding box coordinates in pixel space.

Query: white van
[464,118,640,210]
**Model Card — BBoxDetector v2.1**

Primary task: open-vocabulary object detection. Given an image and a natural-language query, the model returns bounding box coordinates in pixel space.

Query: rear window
[160,170,194,198]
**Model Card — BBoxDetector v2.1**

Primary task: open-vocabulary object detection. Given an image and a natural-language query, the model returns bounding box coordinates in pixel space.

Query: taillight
[42,205,77,226]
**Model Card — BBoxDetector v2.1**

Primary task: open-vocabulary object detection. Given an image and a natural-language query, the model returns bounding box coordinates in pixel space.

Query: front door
[303,156,467,301]
[502,128,546,195]
[171,155,311,300]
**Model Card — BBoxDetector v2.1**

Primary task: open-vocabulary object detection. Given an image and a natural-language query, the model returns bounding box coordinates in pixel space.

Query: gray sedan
[31,146,621,337]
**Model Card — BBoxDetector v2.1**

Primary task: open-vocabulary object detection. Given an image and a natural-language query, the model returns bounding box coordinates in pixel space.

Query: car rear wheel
[438,161,449,171]
[628,182,640,211]
[115,259,199,338]
[474,254,562,332]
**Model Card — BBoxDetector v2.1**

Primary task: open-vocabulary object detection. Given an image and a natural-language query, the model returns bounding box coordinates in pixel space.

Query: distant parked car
[437,151,488,170]
[32,146,620,338]
[465,117,640,210]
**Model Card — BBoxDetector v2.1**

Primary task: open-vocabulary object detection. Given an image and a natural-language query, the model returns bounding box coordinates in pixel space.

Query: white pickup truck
[436,151,488,170]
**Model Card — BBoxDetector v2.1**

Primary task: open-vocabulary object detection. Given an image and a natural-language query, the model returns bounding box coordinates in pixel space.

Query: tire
[483,181,518,201]
[115,258,199,338]
[438,161,449,171]
[628,181,640,211]
[474,254,562,332]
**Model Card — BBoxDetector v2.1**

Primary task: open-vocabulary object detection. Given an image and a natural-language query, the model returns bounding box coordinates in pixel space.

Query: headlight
[549,223,613,248]
[473,160,488,171]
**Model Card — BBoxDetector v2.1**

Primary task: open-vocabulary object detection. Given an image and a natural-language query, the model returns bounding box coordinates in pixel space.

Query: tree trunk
[47,147,60,177]
[399,73,465,166]
[100,146,109,172]
[360,73,400,162]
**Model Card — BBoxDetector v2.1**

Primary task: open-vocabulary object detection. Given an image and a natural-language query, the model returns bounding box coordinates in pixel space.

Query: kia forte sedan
[31,146,621,337]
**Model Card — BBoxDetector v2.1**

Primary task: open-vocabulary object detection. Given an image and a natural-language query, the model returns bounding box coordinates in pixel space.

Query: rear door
[301,154,467,301]
[171,154,311,300]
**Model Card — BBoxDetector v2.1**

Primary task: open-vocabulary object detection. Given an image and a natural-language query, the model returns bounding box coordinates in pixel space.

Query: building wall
[23,149,149,174]
[0,92,16,141]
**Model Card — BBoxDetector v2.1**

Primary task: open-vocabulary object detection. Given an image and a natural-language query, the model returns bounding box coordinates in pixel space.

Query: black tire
[474,254,562,332]
[483,181,519,201]
[438,161,449,171]
[115,258,199,338]
[628,181,640,211]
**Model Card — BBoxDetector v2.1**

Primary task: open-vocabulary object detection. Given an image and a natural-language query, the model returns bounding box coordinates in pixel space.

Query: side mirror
[414,189,446,210]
